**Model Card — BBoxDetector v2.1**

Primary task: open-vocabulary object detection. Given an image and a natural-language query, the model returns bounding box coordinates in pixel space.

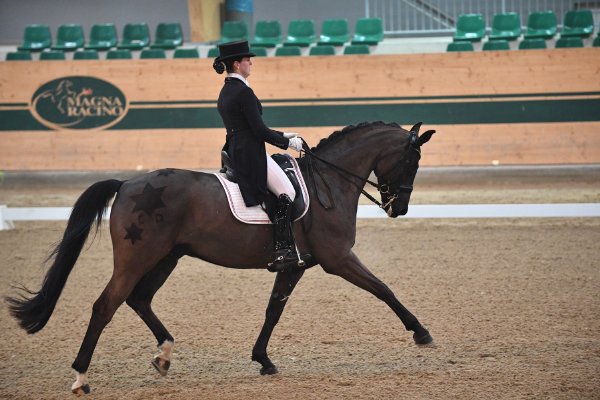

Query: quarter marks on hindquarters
[123,182,167,244]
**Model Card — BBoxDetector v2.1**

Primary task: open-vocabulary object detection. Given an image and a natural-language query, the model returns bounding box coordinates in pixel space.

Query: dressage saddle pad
[215,154,310,225]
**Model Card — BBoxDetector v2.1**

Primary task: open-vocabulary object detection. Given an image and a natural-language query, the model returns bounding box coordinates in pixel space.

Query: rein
[300,140,414,210]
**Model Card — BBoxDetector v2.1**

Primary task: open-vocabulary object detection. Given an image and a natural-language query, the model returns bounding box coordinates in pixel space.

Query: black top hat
[216,40,256,62]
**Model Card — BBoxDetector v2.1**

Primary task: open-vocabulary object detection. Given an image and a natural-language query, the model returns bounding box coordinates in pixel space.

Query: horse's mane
[311,121,403,152]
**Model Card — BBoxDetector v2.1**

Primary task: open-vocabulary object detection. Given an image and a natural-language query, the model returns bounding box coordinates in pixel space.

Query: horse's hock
[1,49,599,170]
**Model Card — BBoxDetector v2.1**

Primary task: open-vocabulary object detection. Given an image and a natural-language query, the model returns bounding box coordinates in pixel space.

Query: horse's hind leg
[322,251,433,345]
[126,251,181,376]
[70,270,147,394]
[252,269,305,375]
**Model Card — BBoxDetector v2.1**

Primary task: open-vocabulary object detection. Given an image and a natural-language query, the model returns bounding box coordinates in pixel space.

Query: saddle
[219,151,308,223]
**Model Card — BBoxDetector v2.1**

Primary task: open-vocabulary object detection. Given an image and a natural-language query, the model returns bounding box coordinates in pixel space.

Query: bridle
[300,134,420,210]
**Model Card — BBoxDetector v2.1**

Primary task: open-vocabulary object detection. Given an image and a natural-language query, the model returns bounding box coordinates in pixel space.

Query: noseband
[301,137,418,210]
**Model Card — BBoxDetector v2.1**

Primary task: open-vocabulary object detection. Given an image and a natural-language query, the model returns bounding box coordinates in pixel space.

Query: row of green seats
[207,44,371,58]
[448,36,600,52]
[5,47,200,61]
[6,43,373,61]
[17,23,183,52]
[454,9,596,43]
[221,18,384,48]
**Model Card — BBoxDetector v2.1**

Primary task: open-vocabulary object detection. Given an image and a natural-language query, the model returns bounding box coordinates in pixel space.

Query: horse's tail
[6,179,123,334]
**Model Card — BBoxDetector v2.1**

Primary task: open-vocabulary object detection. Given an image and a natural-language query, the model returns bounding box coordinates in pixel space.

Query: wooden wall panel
[2,50,599,103]
[1,49,599,170]
[1,122,599,170]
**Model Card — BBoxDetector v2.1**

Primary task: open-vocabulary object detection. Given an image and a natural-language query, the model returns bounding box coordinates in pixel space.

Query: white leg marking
[71,371,88,391]
[158,340,174,361]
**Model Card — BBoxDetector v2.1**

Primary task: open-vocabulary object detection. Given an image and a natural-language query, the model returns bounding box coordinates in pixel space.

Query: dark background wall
[0,0,190,45]
[0,0,365,45]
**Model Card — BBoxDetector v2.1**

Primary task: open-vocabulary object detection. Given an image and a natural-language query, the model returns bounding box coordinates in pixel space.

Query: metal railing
[364,0,589,36]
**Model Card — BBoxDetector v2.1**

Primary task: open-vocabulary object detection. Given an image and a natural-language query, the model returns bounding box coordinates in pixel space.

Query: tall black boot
[268,194,300,272]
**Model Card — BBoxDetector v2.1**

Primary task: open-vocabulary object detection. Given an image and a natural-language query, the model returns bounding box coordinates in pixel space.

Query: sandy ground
[0,166,599,399]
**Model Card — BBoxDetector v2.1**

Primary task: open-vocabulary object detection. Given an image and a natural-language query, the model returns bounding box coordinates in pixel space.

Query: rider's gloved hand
[283,132,299,139]
[287,137,303,152]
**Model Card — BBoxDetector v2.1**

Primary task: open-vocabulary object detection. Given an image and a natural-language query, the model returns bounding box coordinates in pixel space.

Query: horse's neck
[314,129,394,203]
[320,129,391,179]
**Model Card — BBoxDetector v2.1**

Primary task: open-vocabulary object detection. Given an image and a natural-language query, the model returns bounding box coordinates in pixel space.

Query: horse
[6,121,435,394]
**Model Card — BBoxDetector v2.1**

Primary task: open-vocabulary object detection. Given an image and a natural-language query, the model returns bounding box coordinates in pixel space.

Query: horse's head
[374,122,434,217]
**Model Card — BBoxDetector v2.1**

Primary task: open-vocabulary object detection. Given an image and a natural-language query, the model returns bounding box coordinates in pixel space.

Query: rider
[213,40,306,272]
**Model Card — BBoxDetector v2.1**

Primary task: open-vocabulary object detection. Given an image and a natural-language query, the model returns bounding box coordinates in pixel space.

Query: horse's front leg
[252,269,305,375]
[322,250,433,345]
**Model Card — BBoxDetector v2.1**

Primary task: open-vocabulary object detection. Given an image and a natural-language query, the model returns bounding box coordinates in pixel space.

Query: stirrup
[268,251,299,272]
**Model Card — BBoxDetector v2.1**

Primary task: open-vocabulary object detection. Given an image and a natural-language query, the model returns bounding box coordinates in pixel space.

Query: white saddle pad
[214,155,310,224]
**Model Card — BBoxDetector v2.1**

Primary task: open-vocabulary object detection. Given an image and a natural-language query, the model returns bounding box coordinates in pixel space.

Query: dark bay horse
[7,121,434,394]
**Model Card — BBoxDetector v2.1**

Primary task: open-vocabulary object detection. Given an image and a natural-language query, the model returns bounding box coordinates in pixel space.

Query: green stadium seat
[249,46,268,57]
[220,21,249,43]
[117,23,150,50]
[207,47,219,58]
[318,19,350,46]
[518,38,547,50]
[446,41,474,52]
[453,14,486,42]
[594,36,600,47]
[251,20,282,48]
[560,10,594,38]
[73,49,99,60]
[106,49,133,59]
[309,45,336,55]
[343,44,370,54]
[483,40,510,51]
[489,12,521,41]
[173,47,200,58]
[284,19,316,47]
[351,17,384,45]
[275,46,301,56]
[6,51,33,61]
[140,48,166,59]
[85,23,117,50]
[40,50,66,60]
[18,24,52,52]
[524,11,557,39]
[150,23,183,49]
[555,37,584,48]
[52,24,85,51]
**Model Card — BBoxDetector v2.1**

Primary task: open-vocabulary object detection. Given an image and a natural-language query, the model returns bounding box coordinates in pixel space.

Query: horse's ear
[410,122,422,134]
[418,130,435,146]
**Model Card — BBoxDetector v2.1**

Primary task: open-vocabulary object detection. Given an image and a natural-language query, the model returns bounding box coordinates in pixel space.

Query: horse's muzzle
[385,204,408,217]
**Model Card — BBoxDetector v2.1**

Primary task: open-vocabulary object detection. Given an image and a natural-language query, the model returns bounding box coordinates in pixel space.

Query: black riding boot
[268,194,301,272]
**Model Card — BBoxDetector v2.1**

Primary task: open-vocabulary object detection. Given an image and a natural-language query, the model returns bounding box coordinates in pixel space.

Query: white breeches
[266,152,296,199]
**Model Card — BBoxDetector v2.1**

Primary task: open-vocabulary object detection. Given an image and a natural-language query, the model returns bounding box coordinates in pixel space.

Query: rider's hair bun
[213,59,225,74]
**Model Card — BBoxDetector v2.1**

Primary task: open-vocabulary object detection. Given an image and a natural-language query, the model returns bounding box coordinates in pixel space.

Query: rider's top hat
[216,40,256,62]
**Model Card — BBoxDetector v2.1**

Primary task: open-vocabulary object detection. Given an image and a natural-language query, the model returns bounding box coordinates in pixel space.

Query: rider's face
[235,57,252,78]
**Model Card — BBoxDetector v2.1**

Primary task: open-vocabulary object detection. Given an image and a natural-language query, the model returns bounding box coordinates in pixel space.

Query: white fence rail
[365,0,578,35]
[2,204,599,230]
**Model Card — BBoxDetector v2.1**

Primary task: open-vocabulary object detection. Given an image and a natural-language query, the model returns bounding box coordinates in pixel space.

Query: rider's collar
[228,73,250,87]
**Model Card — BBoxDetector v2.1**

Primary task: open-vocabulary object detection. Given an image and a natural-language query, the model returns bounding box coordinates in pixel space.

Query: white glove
[288,137,303,152]
[283,132,299,139]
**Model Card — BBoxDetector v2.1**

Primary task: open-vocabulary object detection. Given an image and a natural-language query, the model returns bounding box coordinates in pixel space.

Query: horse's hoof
[152,356,171,376]
[413,330,434,346]
[71,384,91,395]
[260,365,279,375]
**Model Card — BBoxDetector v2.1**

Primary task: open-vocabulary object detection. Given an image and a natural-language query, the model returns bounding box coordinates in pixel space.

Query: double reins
[299,139,414,210]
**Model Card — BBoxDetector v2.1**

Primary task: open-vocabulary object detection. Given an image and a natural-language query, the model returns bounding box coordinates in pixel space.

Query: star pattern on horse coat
[130,183,166,216]
[124,222,143,244]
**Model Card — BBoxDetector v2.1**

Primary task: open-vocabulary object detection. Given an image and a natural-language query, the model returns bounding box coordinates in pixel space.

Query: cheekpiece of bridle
[300,131,421,210]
